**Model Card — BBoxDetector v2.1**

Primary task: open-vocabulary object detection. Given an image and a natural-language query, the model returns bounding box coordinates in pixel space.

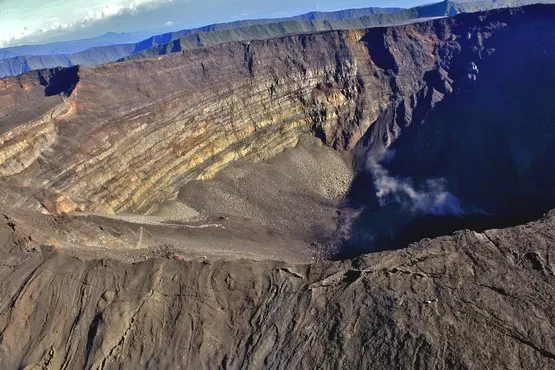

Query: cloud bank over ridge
[0,0,178,47]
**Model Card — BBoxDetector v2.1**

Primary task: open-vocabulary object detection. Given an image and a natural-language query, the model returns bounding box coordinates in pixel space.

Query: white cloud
[164,21,174,26]
[0,0,176,47]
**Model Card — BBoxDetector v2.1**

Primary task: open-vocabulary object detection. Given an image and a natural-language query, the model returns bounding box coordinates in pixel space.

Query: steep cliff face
[0,26,388,214]
[4,6,553,217]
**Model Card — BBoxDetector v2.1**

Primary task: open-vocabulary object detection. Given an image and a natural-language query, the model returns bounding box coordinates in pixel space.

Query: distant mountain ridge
[129,6,402,55]
[0,31,157,60]
[0,0,552,77]
[0,7,401,62]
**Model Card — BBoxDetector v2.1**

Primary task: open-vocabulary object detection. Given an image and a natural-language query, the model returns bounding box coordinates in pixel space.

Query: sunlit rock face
[1,30,377,214]
[0,27,401,214]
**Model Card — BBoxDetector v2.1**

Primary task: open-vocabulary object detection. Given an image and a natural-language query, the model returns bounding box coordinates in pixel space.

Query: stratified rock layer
[2,5,553,216]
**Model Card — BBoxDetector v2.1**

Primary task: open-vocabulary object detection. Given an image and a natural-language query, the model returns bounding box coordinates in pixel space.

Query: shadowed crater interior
[333,22,555,259]
[37,66,80,96]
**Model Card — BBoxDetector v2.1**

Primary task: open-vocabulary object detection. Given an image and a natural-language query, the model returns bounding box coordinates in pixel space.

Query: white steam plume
[367,151,464,216]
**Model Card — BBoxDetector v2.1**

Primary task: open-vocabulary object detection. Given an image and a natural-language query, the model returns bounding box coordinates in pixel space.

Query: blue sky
[0,0,431,47]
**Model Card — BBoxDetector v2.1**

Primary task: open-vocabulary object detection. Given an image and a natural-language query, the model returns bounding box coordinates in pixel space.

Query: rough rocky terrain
[1,207,554,368]
[0,4,554,369]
